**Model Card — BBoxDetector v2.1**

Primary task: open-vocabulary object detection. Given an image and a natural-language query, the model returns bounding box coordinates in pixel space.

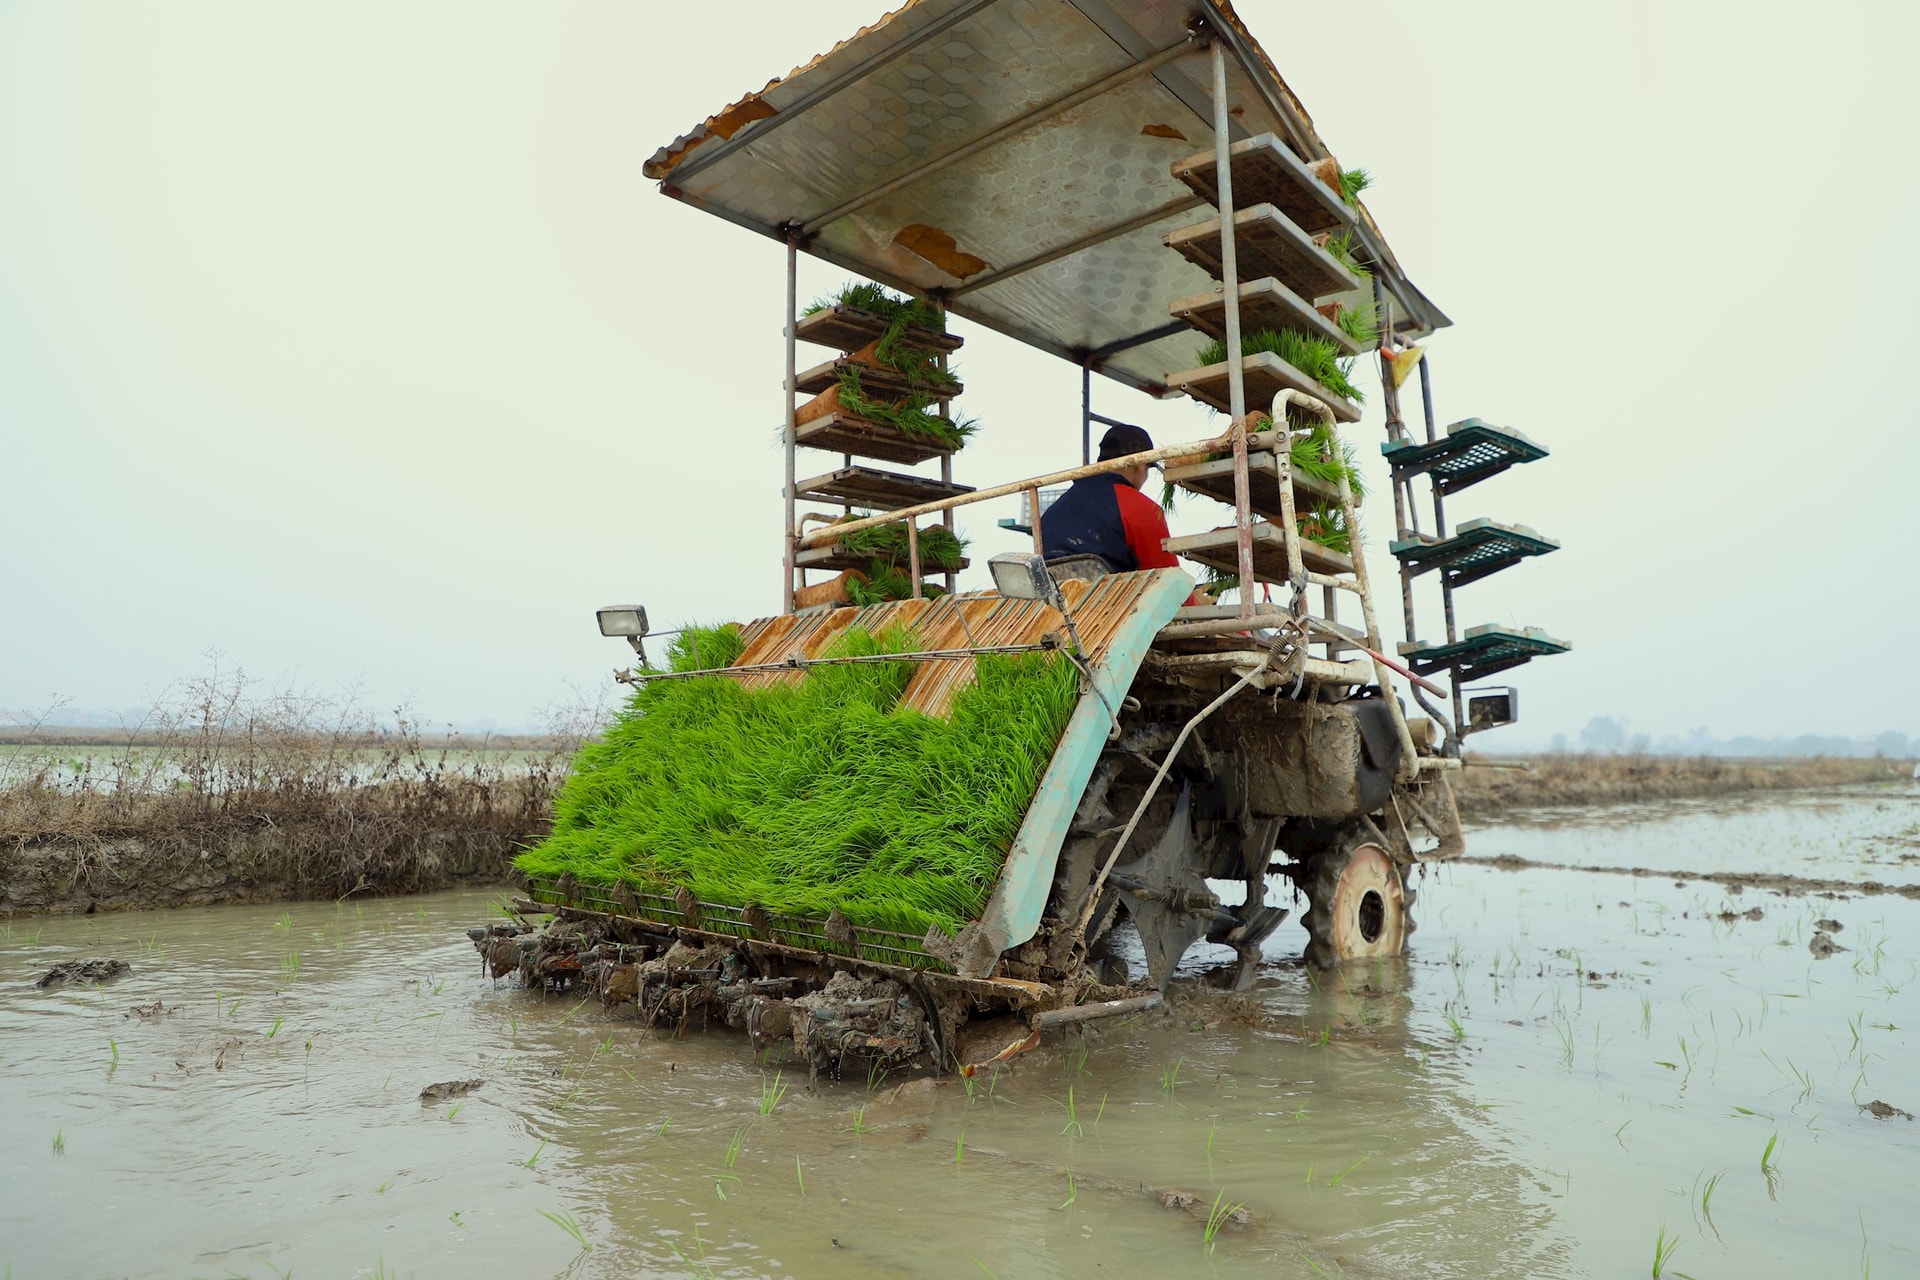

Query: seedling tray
[796,410,958,465]
[1382,418,1548,493]
[796,541,969,575]
[1163,449,1350,522]
[1391,518,1559,587]
[795,465,974,510]
[1164,519,1353,581]
[1168,276,1363,354]
[1398,626,1570,681]
[792,357,964,400]
[1164,349,1362,422]
[1165,205,1359,301]
[794,305,963,355]
[1170,133,1355,236]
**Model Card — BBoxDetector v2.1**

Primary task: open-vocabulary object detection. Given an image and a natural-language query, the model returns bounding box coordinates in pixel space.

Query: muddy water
[3,788,1917,1278]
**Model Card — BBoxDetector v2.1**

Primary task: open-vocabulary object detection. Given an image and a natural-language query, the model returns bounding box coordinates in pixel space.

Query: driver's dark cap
[1097,423,1154,462]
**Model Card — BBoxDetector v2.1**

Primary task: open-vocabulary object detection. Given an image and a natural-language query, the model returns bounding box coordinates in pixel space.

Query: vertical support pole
[782,238,799,615]
[1417,348,1438,445]
[1210,40,1254,621]
[1376,279,1417,645]
[1028,486,1044,555]
[908,521,922,600]
[1080,361,1093,466]
[935,300,958,595]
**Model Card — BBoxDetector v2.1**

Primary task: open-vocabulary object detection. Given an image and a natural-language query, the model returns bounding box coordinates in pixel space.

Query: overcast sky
[2,1,1914,744]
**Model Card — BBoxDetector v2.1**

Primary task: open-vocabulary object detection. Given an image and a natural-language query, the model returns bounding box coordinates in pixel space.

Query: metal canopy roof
[645,0,1449,397]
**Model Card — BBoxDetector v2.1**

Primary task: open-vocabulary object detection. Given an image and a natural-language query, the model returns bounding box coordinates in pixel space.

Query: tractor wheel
[1300,822,1414,969]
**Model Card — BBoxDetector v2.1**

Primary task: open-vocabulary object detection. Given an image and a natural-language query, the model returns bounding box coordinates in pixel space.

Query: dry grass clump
[517,624,1082,936]
[1,665,588,905]
[1454,753,1905,817]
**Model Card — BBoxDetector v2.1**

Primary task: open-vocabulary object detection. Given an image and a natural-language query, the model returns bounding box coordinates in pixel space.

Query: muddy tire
[1299,821,1414,969]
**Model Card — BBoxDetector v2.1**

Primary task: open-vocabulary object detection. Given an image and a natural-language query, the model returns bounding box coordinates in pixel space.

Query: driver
[1039,424,1180,573]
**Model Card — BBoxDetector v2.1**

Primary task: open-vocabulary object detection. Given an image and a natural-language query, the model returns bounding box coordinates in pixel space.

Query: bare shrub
[1,661,606,905]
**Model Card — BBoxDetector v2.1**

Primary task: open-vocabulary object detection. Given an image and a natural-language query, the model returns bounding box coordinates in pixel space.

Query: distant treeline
[1536,718,1915,760]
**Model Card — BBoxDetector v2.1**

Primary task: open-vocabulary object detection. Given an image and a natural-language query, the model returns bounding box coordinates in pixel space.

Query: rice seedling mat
[1164,349,1362,421]
[1390,518,1560,588]
[794,465,975,510]
[1381,418,1549,494]
[1170,132,1356,236]
[1168,276,1363,354]
[1162,448,1350,521]
[795,409,959,465]
[1164,519,1354,580]
[794,304,963,356]
[1398,626,1572,682]
[1165,205,1359,301]
[792,356,965,400]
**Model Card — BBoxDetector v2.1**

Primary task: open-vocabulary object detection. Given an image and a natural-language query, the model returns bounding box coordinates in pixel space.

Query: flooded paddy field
[3,786,1916,1277]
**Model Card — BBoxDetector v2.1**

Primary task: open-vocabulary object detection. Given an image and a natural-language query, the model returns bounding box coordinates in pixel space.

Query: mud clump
[1814,917,1844,933]
[1860,1100,1914,1121]
[35,958,129,988]
[1716,906,1765,923]
[1808,930,1847,959]
[420,1079,485,1104]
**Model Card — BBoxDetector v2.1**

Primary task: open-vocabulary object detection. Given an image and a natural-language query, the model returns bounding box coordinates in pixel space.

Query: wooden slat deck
[723,574,1173,719]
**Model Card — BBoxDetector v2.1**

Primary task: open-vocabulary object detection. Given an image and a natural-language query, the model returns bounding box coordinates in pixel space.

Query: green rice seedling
[759,1070,789,1116]
[1195,328,1364,404]
[538,1209,591,1252]
[804,282,953,384]
[1057,1087,1082,1139]
[1614,1120,1632,1149]
[953,1130,965,1166]
[1203,1190,1245,1257]
[274,911,293,931]
[969,1259,1000,1279]
[1160,1058,1184,1096]
[1552,1019,1576,1067]
[866,1060,891,1093]
[710,1174,741,1201]
[1699,1170,1725,1240]
[1651,1224,1680,1277]
[845,1106,869,1138]
[517,626,1082,938]
[267,1016,283,1039]
[1335,297,1378,345]
[835,513,969,571]
[449,1211,464,1229]
[1339,167,1371,203]
[445,1103,463,1121]
[795,1156,805,1196]
[525,1140,547,1169]
[1445,1007,1465,1041]
[1067,1040,1090,1077]
[1093,1092,1108,1129]
[1058,1170,1077,1210]
[52,1130,64,1156]
[1321,230,1370,281]
[832,367,976,450]
[1328,1156,1368,1188]
[375,1180,392,1194]
[723,1127,745,1170]
[108,1039,118,1066]
[382,1070,392,1090]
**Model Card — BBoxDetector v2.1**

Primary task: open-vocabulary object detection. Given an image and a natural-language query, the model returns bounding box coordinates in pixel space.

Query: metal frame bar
[1209,40,1256,623]
[945,196,1204,299]
[782,238,799,614]
[801,37,1200,237]
[666,0,1002,185]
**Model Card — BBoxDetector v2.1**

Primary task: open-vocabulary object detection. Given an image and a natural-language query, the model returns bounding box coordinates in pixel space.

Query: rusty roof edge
[642,0,943,182]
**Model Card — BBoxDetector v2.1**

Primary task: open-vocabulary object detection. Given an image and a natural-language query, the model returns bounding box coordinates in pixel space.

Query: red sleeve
[1113,484,1180,570]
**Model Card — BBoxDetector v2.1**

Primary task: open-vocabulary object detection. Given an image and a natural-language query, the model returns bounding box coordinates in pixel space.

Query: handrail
[793,431,1240,548]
